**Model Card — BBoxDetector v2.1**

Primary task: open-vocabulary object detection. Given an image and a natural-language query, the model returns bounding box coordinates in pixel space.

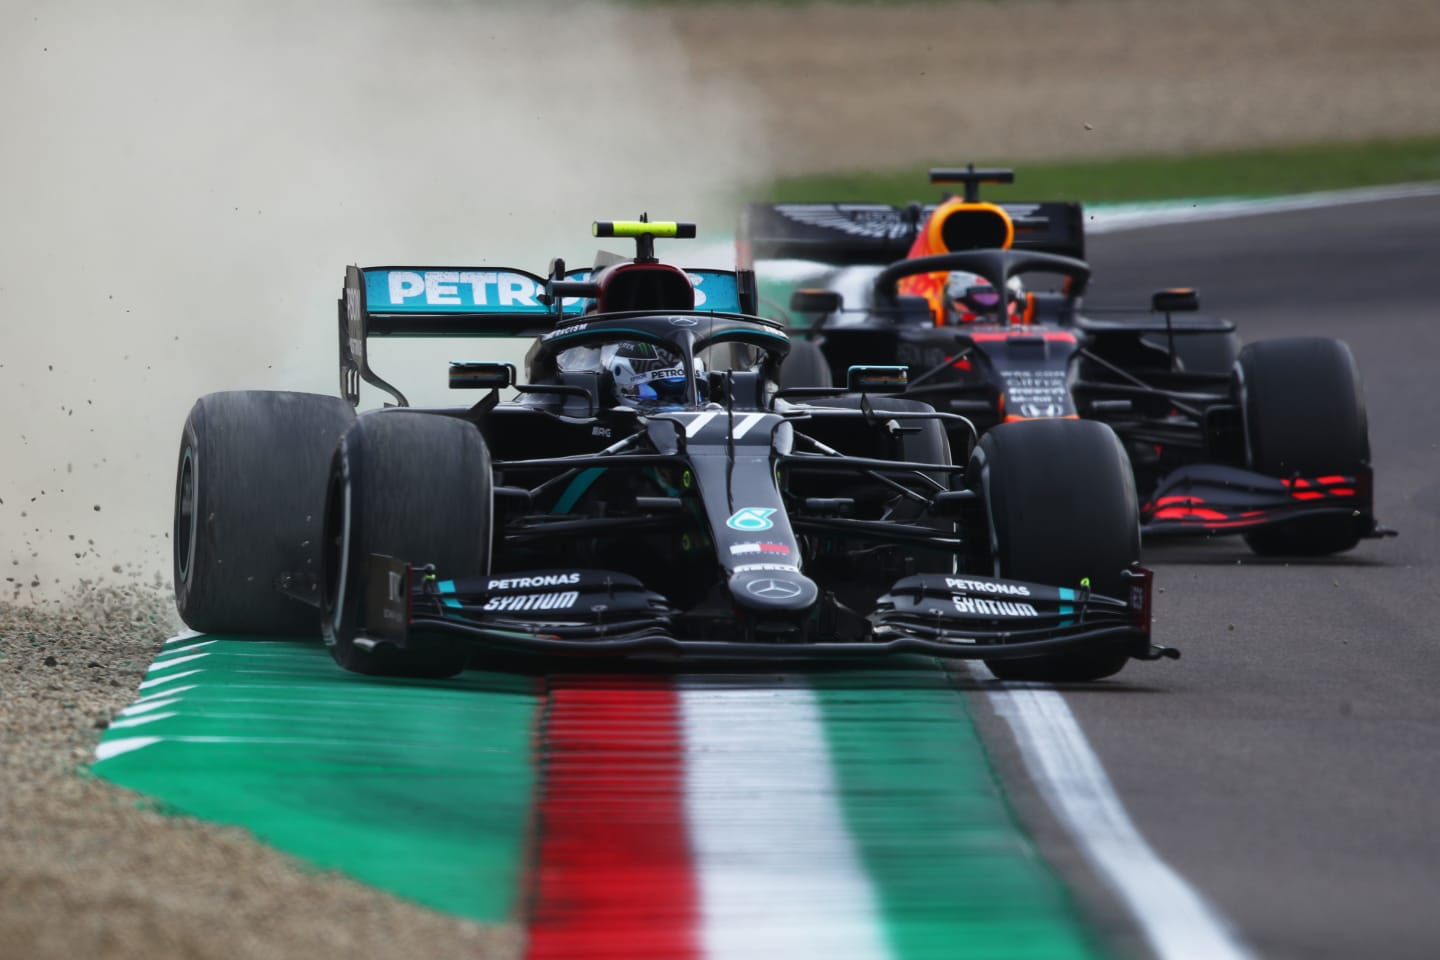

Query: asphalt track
[977,195,1440,960]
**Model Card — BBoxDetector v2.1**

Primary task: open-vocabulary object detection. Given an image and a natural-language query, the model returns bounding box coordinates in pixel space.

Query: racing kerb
[94,634,1105,959]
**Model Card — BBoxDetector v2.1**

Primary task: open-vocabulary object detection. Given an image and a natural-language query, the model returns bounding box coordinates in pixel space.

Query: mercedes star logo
[746,578,803,600]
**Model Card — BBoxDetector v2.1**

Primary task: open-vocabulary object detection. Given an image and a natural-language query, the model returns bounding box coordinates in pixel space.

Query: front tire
[1239,337,1370,556]
[173,391,355,635]
[973,419,1140,682]
[321,412,493,678]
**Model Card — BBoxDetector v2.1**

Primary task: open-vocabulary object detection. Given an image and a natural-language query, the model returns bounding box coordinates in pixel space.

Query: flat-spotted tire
[173,390,355,635]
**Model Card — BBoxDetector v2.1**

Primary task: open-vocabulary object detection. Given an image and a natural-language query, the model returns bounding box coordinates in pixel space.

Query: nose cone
[728,569,819,614]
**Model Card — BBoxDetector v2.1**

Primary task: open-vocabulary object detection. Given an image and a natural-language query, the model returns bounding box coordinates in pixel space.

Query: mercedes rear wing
[339,264,754,407]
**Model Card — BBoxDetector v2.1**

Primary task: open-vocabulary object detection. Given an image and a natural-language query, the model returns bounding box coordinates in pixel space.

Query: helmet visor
[961,286,1001,309]
[632,373,689,405]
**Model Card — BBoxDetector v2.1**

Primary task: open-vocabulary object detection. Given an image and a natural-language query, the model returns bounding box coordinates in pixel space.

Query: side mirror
[1152,288,1199,313]
[449,362,515,390]
[543,279,601,303]
[791,288,844,314]
[846,365,908,393]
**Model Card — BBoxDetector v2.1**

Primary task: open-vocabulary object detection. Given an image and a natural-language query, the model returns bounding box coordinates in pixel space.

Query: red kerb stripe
[526,675,698,960]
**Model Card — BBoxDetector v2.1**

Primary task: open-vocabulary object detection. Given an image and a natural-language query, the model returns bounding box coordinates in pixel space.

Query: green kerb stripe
[811,663,1105,960]
[91,637,538,921]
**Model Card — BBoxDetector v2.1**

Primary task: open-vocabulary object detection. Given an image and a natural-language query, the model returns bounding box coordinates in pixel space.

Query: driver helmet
[603,341,695,410]
[944,271,1026,324]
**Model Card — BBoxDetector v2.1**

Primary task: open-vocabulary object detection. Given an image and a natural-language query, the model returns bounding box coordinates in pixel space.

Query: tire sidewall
[173,412,204,618]
[322,431,359,656]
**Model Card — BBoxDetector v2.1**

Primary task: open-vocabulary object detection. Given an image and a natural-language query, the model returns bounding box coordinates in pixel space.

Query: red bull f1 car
[171,218,1172,683]
[740,167,1395,557]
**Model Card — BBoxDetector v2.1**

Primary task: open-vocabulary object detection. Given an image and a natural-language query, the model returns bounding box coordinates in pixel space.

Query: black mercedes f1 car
[171,218,1170,682]
[740,167,1395,556]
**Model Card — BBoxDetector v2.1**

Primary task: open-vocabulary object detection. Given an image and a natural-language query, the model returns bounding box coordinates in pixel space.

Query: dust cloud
[0,0,768,605]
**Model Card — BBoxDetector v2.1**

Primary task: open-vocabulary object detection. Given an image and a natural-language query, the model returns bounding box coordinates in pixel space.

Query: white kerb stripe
[94,736,161,761]
[977,668,1254,960]
[133,683,198,701]
[681,680,892,960]
[138,670,203,691]
[120,698,182,717]
[156,639,218,657]
[109,712,177,729]
[146,652,208,672]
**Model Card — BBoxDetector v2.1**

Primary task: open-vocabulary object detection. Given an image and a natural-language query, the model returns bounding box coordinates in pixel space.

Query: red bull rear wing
[738,200,1085,267]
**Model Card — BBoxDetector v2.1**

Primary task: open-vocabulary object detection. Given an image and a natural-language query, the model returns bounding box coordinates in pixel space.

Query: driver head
[944,271,1025,323]
[604,341,702,410]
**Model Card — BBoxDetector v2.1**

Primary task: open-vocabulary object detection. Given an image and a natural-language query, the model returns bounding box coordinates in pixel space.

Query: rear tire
[974,419,1140,682]
[321,412,492,678]
[1239,337,1369,556]
[173,391,355,635]
[780,339,833,390]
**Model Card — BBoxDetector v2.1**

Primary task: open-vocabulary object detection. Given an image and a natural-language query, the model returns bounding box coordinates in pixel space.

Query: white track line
[1085,182,1440,233]
[681,679,891,960]
[974,666,1254,960]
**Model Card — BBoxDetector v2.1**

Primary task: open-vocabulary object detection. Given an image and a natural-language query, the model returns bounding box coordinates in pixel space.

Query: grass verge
[754,136,1440,204]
